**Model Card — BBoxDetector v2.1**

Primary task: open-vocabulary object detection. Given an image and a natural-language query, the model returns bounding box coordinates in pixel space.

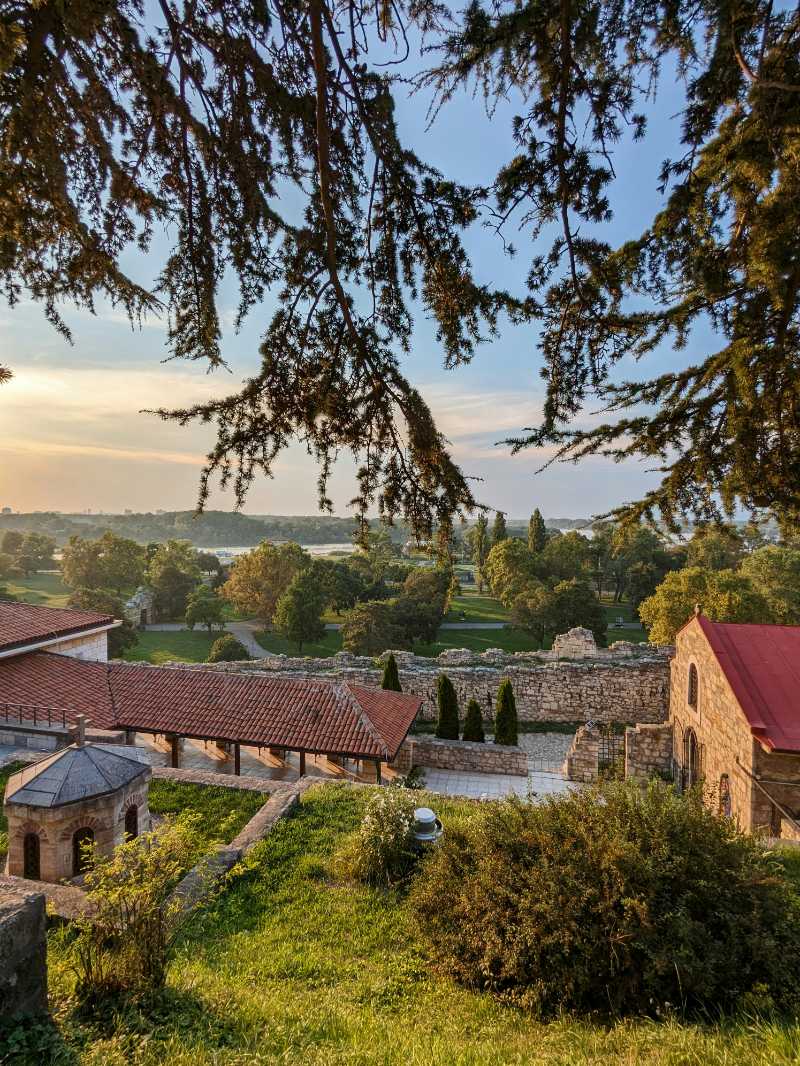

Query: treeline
[0,511,399,547]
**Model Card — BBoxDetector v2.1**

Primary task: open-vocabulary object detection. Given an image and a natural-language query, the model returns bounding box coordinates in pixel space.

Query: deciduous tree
[184,586,225,634]
[274,570,326,653]
[66,587,138,657]
[639,568,772,644]
[222,541,308,626]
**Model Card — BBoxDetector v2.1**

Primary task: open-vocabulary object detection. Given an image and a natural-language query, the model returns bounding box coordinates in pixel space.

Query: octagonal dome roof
[3,743,150,809]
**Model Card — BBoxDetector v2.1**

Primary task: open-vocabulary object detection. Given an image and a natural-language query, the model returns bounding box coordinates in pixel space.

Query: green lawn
[255,629,344,657]
[446,590,510,622]
[31,784,800,1066]
[3,572,70,607]
[148,778,268,849]
[122,630,220,664]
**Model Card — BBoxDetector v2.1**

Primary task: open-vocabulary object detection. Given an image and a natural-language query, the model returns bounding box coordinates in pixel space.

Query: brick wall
[391,735,528,776]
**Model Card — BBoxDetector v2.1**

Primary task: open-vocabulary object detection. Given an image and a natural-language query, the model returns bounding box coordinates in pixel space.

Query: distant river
[212,542,358,560]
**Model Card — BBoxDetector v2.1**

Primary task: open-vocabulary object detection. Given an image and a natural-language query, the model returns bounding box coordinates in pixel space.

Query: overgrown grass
[121,630,219,664]
[3,572,70,607]
[28,784,800,1065]
[147,779,268,848]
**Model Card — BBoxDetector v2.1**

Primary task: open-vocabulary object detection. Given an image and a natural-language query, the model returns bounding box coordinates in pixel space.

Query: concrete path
[144,621,272,657]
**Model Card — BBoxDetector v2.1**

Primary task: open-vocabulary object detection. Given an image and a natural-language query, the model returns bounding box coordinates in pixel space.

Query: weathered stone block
[0,888,48,1019]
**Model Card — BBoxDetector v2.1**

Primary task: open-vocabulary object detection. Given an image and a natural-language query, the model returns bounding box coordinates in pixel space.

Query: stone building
[0,601,120,663]
[124,586,156,628]
[3,733,151,883]
[627,612,800,836]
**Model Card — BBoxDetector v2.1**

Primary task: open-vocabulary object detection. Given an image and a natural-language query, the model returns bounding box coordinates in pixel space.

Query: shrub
[435,674,459,739]
[333,788,418,887]
[207,633,250,662]
[381,652,402,691]
[493,679,518,745]
[72,818,203,1001]
[461,699,485,743]
[411,782,800,1018]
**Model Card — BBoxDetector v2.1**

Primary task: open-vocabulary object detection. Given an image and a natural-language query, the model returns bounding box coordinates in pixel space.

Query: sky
[0,23,697,522]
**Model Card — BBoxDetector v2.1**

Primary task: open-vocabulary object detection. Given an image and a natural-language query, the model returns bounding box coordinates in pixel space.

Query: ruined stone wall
[564,725,601,782]
[191,628,672,727]
[0,888,47,1019]
[391,735,528,776]
[750,747,800,837]
[625,723,674,781]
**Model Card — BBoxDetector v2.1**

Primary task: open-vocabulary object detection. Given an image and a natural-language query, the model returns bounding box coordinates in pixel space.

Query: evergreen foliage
[491,511,508,546]
[381,653,402,692]
[435,674,460,740]
[494,679,518,746]
[528,509,548,554]
[462,699,485,743]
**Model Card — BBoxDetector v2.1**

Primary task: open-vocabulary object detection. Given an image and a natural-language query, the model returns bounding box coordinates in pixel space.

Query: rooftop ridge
[339,682,390,761]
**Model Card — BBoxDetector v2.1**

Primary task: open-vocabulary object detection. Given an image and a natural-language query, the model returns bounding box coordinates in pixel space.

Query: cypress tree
[528,508,547,554]
[435,675,460,740]
[381,652,402,692]
[462,698,485,743]
[491,511,508,546]
[494,679,518,746]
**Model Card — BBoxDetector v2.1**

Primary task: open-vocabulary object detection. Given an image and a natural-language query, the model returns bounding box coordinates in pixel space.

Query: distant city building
[1,506,12,514]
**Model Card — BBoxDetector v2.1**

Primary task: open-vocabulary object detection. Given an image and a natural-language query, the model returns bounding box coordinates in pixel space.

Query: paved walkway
[422,767,578,800]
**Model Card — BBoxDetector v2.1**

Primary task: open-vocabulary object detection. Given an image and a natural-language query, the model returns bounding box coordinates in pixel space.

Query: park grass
[3,571,70,607]
[33,784,800,1066]
[147,778,268,849]
[255,628,344,657]
[446,590,510,622]
[121,630,219,664]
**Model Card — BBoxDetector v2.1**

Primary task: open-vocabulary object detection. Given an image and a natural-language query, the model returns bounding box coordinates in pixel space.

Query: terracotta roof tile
[0,602,116,654]
[0,653,421,760]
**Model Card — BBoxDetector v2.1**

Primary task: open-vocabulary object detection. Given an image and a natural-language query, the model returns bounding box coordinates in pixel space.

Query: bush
[381,652,402,691]
[462,699,485,743]
[207,633,250,662]
[411,782,800,1018]
[72,818,203,1001]
[493,679,518,745]
[435,674,459,739]
[333,788,418,887]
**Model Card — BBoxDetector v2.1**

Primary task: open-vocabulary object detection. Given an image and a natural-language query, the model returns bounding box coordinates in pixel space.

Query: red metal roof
[0,653,421,760]
[695,616,800,753]
[0,602,116,654]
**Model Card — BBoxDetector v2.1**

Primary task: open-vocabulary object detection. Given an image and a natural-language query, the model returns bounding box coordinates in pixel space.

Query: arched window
[125,805,139,839]
[688,663,698,709]
[719,774,731,818]
[683,728,702,789]
[23,832,40,880]
[72,827,95,876]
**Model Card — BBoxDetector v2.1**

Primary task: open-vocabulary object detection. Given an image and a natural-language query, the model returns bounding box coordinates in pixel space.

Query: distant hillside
[0,510,377,547]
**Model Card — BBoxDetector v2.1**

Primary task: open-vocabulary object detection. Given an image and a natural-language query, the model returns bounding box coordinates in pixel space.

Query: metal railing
[0,702,70,730]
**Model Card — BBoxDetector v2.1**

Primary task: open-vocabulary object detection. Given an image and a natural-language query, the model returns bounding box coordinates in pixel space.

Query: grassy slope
[3,572,70,607]
[121,630,219,664]
[147,779,268,849]
[40,785,800,1066]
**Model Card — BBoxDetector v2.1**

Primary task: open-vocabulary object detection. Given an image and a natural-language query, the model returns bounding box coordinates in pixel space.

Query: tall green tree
[465,514,490,591]
[639,568,773,644]
[462,699,485,743]
[66,588,138,658]
[341,601,409,656]
[435,675,460,740]
[274,570,326,653]
[494,680,518,746]
[146,540,202,620]
[528,509,547,554]
[381,653,402,692]
[740,547,800,625]
[4,0,800,531]
[184,586,225,634]
[483,539,539,606]
[222,541,308,626]
[491,512,508,547]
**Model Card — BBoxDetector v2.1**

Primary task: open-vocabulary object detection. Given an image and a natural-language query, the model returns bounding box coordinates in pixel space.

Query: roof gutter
[0,620,122,660]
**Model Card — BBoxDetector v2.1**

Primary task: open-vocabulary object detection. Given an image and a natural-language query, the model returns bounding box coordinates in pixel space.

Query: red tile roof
[694,616,800,753]
[0,653,421,760]
[0,602,116,654]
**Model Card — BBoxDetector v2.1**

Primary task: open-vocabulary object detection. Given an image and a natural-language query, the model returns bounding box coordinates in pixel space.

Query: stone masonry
[625,723,673,781]
[0,887,47,1019]
[390,735,528,776]
[185,628,673,726]
[564,724,602,782]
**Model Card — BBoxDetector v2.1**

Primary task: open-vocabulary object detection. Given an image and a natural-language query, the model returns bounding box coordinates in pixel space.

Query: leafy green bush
[435,674,459,739]
[493,679,518,745]
[334,788,418,887]
[206,633,250,662]
[381,652,402,691]
[462,698,485,742]
[72,818,203,1002]
[411,782,800,1018]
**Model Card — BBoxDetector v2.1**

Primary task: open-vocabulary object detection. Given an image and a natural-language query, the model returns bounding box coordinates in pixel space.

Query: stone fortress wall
[191,628,673,726]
